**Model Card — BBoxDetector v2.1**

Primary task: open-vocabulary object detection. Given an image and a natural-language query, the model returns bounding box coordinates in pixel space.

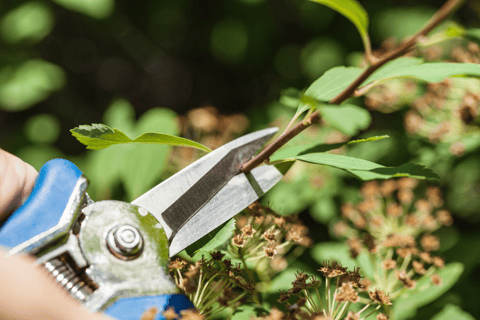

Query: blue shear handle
[0,159,83,249]
[104,294,195,320]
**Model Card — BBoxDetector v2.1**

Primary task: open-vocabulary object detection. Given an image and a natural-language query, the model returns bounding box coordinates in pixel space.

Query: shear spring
[44,257,94,301]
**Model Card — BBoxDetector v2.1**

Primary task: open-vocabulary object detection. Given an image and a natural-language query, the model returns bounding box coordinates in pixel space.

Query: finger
[0,149,38,220]
[0,250,110,320]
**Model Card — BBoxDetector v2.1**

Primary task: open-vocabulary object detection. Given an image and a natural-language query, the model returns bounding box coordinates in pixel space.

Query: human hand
[0,149,109,320]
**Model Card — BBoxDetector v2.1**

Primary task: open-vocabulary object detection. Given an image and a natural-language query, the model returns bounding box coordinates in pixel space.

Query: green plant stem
[240,0,464,174]
[240,248,262,305]
[361,305,382,320]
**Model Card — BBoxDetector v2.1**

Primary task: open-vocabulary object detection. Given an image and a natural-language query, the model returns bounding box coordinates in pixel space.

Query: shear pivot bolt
[107,224,144,260]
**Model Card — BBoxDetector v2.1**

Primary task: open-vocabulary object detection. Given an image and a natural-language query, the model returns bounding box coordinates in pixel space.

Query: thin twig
[240,0,464,174]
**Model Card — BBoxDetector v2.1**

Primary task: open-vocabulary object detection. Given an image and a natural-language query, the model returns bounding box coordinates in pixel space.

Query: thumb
[0,149,38,220]
[0,250,111,320]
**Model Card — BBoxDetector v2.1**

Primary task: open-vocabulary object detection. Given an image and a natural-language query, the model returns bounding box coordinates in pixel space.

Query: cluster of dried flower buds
[335,178,449,301]
[168,254,255,318]
[256,261,391,320]
[230,202,312,276]
[361,38,480,156]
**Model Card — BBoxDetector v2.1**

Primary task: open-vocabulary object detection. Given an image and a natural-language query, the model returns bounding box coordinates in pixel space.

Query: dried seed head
[277,291,290,303]
[142,307,160,320]
[377,313,389,320]
[318,260,348,278]
[387,203,403,217]
[421,234,440,252]
[264,243,278,259]
[368,289,392,305]
[241,224,256,238]
[422,215,438,230]
[363,233,377,253]
[347,238,363,259]
[179,309,206,320]
[232,234,246,247]
[449,141,466,157]
[431,274,443,285]
[436,209,453,226]
[383,233,416,248]
[380,180,397,197]
[274,216,286,228]
[271,257,288,272]
[419,252,433,264]
[161,307,177,320]
[426,186,444,208]
[396,270,416,289]
[397,188,414,205]
[405,214,419,227]
[169,258,187,270]
[415,199,432,214]
[335,282,359,303]
[345,311,360,320]
[381,259,397,270]
[358,278,371,291]
[396,246,418,258]
[179,277,197,294]
[357,199,379,214]
[263,229,277,242]
[341,203,357,219]
[397,177,418,190]
[361,181,380,198]
[333,221,349,236]
[347,267,362,287]
[432,256,445,268]
[210,250,225,261]
[412,261,426,274]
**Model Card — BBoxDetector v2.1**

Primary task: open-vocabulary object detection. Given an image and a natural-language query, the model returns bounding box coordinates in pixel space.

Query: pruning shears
[0,128,282,319]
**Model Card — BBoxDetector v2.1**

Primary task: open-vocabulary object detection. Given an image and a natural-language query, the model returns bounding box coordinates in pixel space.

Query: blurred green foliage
[1,0,480,319]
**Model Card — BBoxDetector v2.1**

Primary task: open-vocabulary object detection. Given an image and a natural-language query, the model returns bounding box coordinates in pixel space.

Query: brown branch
[241,0,465,174]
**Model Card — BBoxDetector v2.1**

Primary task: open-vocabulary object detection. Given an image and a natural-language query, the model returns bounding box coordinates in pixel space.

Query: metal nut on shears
[107,224,143,260]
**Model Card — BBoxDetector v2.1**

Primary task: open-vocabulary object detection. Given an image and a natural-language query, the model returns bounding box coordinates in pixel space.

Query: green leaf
[393,263,464,320]
[319,103,371,136]
[295,153,439,180]
[304,58,480,105]
[71,123,211,152]
[270,135,389,162]
[309,0,369,53]
[304,66,363,102]
[431,304,476,320]
[466,28,480,43]
[185,218,236,257]
[363,62,480,85]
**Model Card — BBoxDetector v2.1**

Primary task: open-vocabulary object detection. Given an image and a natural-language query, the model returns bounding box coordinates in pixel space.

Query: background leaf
[310,0,369,53]
[431,304,476,320]
[295,153,439,180]
[71,123,210,152]
[270,135,389,162]
[362,62,480,85]
[304,66,363,102]
[393,263,464,320]
[319,103,371,136]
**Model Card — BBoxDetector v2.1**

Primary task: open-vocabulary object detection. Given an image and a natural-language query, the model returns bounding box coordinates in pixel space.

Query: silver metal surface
[79,201,178,312]
[7,175,89,256]
[44,258,93,302]
[106,224,144,259]
[131,127,278,239]
[169,164,282,257]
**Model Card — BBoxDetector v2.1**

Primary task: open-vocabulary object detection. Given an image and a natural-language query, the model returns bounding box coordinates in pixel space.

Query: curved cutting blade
[131,128,278,239]
[169,164,282,257]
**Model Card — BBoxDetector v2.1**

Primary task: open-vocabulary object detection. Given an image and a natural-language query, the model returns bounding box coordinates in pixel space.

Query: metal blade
[169,164,282,257]
[131,127,278,239]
